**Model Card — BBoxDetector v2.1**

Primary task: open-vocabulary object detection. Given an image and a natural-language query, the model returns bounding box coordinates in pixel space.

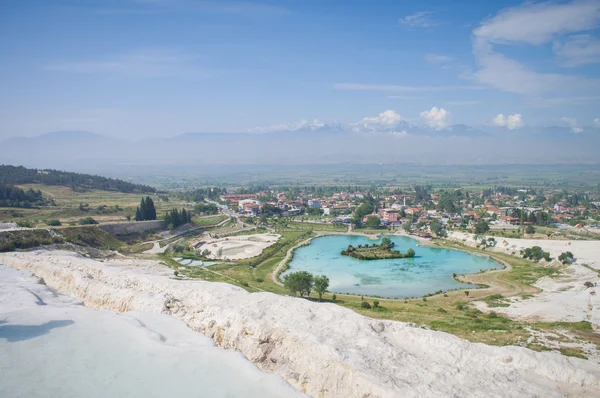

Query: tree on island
[381,236,393,247]
[313,275,330,301]
[283,271,314,297]
[135,196,157,221]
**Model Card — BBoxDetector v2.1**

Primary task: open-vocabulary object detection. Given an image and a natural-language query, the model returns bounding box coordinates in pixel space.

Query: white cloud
[424,53,451,64]
[471,1,600,95]
[473,1,600,45]
[400,11,438,28]
[491,113,523,130]
[560,117,584,133]
[594,118,600,127]
[361,110,402,127]
[390,130,408,138]
[248,119,324,133]
[553,34,600,67]
[46,49,204,79]
[333,83,483,92]
[420,107,450,130]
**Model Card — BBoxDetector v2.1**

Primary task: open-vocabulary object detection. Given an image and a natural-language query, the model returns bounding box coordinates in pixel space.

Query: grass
[164,227,600,356]
[482,293,511,307]
[560,347,588,359]
[1,184,191,227]
[57,226,124,250]
[192,215,228,227]
[0,225,124,251]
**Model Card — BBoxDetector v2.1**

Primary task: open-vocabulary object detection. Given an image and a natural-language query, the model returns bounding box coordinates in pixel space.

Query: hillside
[0,165,156,194]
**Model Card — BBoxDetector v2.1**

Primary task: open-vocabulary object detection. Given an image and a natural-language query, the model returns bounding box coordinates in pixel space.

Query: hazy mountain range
[1,122,598,173]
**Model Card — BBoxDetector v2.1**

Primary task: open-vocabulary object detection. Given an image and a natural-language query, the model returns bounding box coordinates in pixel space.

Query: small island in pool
[341,237,415,260]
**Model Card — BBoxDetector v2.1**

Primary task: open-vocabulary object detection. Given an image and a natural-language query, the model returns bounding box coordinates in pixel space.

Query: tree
[313,274,330,301]
[283,271,314,297]
[365,215,380,227]
[381,236,392,247]
[78,217,97,225]
[526,224,536,234]
[474,220,490,235]
[135,196,157,221]
[406,248,416,258]
[430,221,443,236]
[558,251,574,264]
[403,222,412,233]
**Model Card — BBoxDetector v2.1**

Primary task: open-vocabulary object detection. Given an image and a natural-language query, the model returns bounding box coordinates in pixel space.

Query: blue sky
[1,0,600,139]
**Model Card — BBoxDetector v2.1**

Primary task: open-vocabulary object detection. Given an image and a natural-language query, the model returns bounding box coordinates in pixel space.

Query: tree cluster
[194,202,219,215]
[0,165,155,193]
[178,187,227,202]
[341,243,415,260]
[135,197,157,221]
[163,208,192,230]
[0,183,46,208]
[520,246,551,262]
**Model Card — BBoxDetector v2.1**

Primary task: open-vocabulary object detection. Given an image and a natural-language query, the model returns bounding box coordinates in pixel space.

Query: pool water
[282,235,500,298]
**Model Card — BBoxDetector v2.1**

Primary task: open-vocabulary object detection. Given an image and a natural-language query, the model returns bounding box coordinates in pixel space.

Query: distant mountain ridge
[0,123,598,170]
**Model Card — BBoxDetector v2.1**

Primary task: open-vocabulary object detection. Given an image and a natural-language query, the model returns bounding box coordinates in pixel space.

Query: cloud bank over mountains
[1,107,598,173]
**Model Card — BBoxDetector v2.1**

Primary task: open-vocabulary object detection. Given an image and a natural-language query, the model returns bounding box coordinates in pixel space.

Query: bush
[78,217,97,225]
[558,251,574,264]
[373,300,380,309]
[361,301,371,309]
[332,294,337,302]
[438,308,447,313]
[16,220,33,228]
[45,219,61,226]
[526,225,535,234]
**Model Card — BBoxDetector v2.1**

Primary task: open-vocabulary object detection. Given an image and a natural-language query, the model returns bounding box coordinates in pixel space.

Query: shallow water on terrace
[282,235,500,298]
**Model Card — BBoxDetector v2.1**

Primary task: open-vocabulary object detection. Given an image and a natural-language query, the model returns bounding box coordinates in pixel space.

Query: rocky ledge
[1,249,599,397]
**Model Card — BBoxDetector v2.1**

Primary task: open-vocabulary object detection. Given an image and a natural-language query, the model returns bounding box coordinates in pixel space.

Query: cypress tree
[146,197,157,220]
[135,207,142,221]
[139,197,147,221]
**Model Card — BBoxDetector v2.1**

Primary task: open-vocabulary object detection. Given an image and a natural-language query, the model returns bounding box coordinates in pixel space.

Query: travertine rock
[1,250,599,397]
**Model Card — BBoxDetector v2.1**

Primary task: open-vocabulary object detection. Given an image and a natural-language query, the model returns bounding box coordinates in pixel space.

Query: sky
[1,0,600,140]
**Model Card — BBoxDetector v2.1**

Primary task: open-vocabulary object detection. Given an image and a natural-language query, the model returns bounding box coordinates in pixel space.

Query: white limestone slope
[2,250,600,397]
[0,265,304,398]
[447,232,600,325]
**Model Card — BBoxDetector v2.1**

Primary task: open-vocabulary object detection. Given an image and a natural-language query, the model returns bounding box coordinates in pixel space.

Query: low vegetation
[341,238,415,260]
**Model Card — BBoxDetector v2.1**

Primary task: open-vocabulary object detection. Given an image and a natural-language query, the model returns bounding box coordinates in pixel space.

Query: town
[217,185,600,239]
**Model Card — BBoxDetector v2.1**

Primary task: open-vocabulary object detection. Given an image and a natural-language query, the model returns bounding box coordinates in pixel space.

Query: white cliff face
[0,264,304,398]
[1,250,600,398]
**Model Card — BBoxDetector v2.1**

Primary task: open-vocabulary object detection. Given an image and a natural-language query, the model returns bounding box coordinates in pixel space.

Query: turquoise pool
[282,235,500,298]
